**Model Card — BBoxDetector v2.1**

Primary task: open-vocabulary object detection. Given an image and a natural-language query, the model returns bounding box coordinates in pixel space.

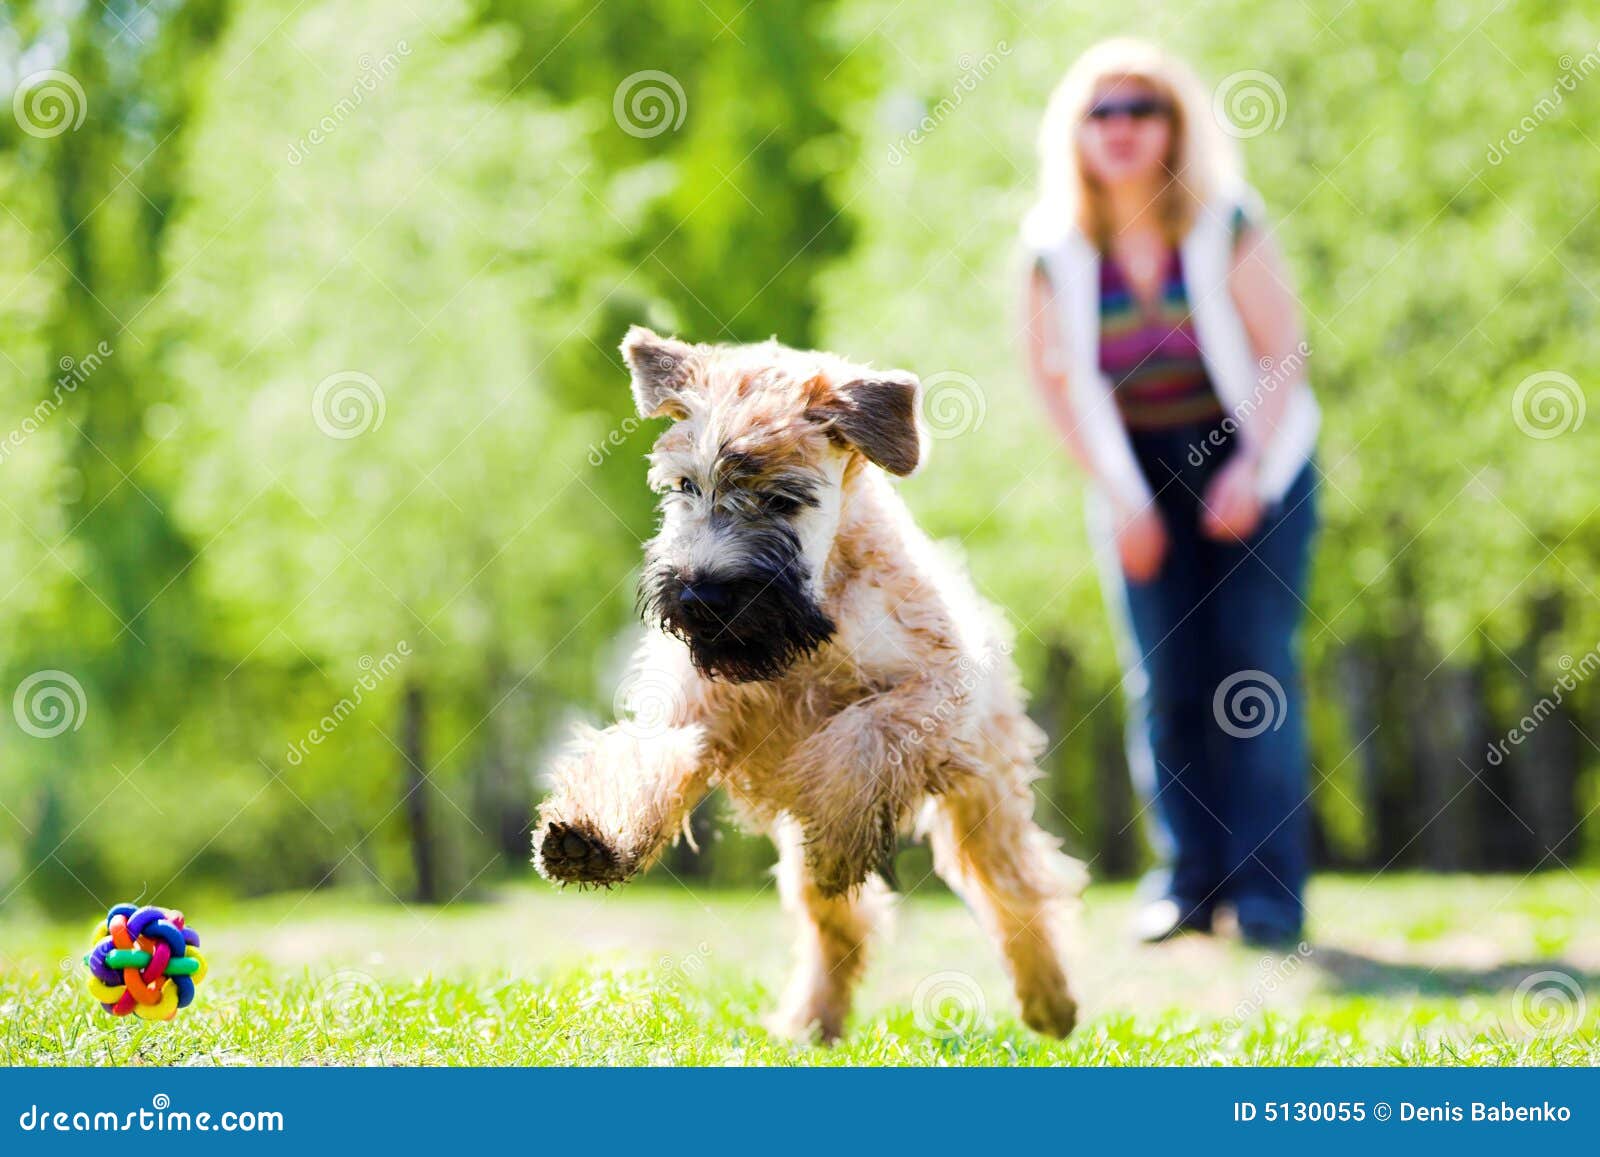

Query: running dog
[534,326,1082,1041]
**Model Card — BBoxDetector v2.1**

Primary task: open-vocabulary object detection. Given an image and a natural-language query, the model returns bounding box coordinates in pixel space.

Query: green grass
[2,873,1597,1065]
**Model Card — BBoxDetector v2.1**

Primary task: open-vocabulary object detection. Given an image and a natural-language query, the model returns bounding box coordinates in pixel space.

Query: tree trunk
[1028,639,1138,877]
[1333,648,1370,866]
[1092,699,1139,878]
[1338,642,1401,868]
[400,682,439,903]
[1507,592,1580,868]
[472,653,536,868]
[1414,665,1480,871]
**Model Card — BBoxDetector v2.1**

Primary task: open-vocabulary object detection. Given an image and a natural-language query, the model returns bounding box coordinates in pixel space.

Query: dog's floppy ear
[809,370,923,476]
[621,325,696,418]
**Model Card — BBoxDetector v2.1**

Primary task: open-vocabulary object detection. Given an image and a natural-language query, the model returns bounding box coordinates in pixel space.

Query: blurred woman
[1021,39,1320,946]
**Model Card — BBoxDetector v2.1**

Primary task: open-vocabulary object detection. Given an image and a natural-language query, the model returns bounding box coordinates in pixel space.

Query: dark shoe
[1233,895,1305,949]
[1238,921,1305,950]
[1132,897,1213,943]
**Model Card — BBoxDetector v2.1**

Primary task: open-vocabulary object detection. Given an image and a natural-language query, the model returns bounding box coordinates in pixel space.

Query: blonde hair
[1031,38,1240,249]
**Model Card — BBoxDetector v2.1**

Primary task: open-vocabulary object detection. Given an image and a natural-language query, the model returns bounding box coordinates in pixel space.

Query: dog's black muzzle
[643,563,835,683]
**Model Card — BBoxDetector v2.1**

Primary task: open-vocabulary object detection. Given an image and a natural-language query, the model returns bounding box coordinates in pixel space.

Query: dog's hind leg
[925,768,1082,1037]
[534,723,711,887]
[769,818,891,1044]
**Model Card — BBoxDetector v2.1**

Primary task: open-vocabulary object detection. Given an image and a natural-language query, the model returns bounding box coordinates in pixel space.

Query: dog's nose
[678,580,732,612]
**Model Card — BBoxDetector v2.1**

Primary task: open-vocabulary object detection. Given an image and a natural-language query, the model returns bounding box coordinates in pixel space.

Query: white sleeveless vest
[1025,189,1320,509]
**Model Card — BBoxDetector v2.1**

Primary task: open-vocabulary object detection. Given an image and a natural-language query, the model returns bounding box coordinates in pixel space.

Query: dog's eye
[763,493,801,516]
[677,478,701,497]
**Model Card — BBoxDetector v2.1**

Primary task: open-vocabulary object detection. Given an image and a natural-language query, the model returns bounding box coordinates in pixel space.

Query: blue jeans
[1113,423,1318,937]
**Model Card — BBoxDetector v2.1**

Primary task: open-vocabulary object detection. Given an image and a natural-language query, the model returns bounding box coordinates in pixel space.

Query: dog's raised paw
[534,820,631,887]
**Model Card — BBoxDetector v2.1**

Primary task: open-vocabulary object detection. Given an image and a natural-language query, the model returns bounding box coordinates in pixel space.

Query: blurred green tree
[151,0,646,901]
[2,0,1596,912]
[814,0,1600,870]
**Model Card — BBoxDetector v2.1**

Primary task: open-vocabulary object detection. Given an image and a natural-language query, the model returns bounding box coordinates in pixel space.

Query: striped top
[1098,246,1223,431]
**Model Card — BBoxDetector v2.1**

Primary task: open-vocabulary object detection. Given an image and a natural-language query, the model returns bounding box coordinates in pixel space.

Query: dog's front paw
[1019,987,1078,1039]
[534,819,633,887]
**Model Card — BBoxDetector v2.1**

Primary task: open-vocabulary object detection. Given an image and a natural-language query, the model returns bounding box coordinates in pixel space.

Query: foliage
[814,0,1600,867]
[0,0,1597,905]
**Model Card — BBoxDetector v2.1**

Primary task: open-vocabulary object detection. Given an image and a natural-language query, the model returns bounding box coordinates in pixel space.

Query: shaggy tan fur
[534,327,1084,1042]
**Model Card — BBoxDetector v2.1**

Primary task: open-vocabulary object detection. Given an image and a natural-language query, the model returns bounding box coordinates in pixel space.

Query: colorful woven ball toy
[82,903,206,1021]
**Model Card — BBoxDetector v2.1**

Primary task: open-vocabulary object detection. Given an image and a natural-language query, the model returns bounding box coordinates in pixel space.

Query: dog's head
[624,325,924,683]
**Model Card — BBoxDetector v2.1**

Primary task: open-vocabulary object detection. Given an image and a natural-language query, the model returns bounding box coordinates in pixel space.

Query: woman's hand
[1201,449,1265,542]
[1116,503,1169,582]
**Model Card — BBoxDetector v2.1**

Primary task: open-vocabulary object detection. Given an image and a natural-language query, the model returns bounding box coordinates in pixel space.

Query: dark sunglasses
[1086,97,1170,122]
